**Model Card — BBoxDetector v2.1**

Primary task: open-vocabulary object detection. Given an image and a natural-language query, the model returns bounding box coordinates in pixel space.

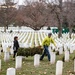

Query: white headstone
[65,50,69,62]
[6,68,16,75]
[0,49,1,55]
[74,59,75,72]
[10,47,13,55]
[64,45,68,51]
[4,52,10,62]
[59,47,63,55]
[56,61,63,75]
[0,60,1,71]
[2,43,7,52]
[15,56,22,69]
[70,46,73,54]
[34,54,40,67]
[50,52,56,64]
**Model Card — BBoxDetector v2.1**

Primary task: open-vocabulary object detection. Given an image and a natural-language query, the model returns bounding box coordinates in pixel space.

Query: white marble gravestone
[4,52,10,62]
[50,52,56,64]
[65,50,69,62]
[59,47,63,55]
[0,60,1,71]
[15,56,22,69]
[70,45,74,54]
[10,47,13,55]
[0,49,1,55]
[34,54,40,67]
[6,68,16,75]
[56,61,63,75]
[74,59,75,72]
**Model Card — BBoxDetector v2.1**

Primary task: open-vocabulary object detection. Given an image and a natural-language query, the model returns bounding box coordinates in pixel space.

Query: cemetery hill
[0,0,75,75]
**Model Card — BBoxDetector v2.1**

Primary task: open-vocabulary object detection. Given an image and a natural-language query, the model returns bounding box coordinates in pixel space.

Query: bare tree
[17,0,58,30]
[15,1,47,30]
[64,0,75,38]
[8,0,75,39]
[0,0,17,32]
[49,0,63,38]
[48,0,75,38]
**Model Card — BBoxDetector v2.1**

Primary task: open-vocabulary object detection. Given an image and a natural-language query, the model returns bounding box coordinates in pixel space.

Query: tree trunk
[4,26,7,32]
[58,0,63,38]
[69,26,72,38]
[58,24,62,38]
[7,25,8,29]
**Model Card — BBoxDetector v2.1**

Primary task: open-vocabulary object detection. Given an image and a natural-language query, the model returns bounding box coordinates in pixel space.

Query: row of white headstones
[0,32,46,48]
[1,31,74,45]
[0,44,75,75]
[0,32,75,46]
[1,32,75,50]
[0,32,75,75]
[0,53,75,75]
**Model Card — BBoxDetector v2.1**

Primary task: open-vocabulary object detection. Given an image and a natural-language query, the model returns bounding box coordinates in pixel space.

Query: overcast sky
[0,0,66,5]
[0,0,23,5]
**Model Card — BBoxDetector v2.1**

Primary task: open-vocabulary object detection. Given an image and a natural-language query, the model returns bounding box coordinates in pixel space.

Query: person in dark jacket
[13,36,19,58]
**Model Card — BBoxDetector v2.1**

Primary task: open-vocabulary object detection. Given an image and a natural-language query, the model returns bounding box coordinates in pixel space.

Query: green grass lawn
[0,52,75,75]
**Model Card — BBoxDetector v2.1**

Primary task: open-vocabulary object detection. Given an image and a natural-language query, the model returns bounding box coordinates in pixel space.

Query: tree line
[0,0,75,38]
